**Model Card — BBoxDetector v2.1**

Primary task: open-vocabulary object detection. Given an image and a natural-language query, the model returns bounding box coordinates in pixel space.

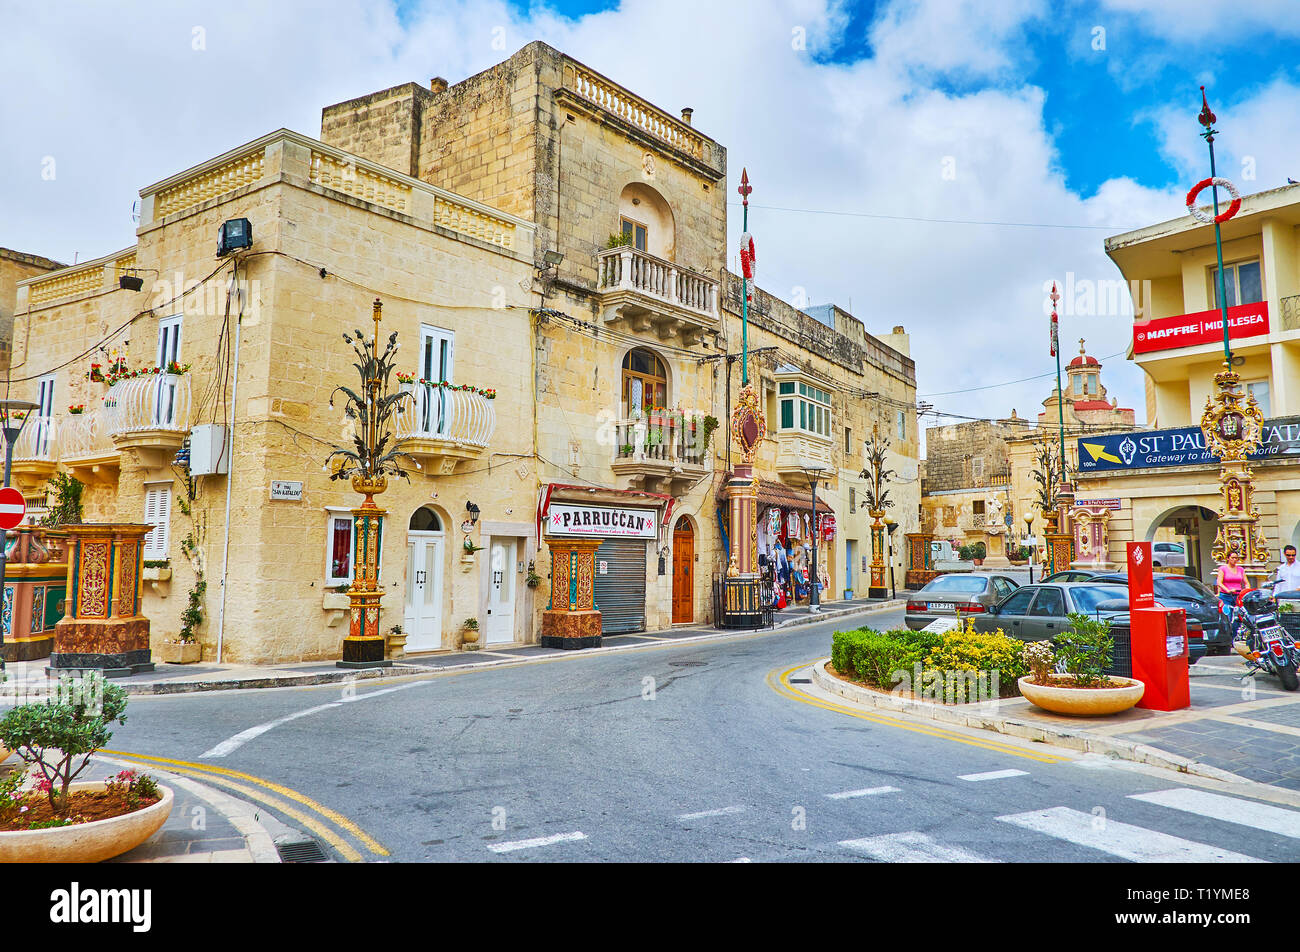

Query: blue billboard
[1077,416,1300,472]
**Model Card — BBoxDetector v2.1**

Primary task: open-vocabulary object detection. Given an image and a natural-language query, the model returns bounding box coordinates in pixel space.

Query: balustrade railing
[1282,294,1300,332]
[596,247,719,320]
[394,384,495,448]
[10,416,58,462]
[613,414,709,468]
[105,373,192,436]
[565,63,706,160]
[60,408,116,459]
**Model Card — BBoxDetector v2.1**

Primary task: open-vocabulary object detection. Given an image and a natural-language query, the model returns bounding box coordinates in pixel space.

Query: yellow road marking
[768,661,1068,764]
[103,750,388,857]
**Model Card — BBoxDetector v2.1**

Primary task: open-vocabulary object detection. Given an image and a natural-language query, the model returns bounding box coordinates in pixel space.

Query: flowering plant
[88,364,104,382]
[396,372,415,384]
[67,404,85,415]
[105,363,192,387]
[406,378,497,399]
[1021,641,1055,686]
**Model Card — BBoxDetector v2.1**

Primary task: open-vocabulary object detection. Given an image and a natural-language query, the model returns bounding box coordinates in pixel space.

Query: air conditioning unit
[189,424,230,475]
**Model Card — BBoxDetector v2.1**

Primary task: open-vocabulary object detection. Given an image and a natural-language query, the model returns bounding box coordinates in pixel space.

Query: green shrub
[832,626,1027,702]
[926,627,1027,700]
[831,629,917,687]
[1055,613,1115,687]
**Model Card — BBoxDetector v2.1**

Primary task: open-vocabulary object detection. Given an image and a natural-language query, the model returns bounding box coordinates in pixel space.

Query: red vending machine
[1126,542,1190,711]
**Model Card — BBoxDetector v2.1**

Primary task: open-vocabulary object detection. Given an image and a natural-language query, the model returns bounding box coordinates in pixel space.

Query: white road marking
[677,805,747,820]
[959,769,1030,782]
[730,857,752,863]
[1130,789,1300,839]
[201,681,428,758]
[825,786,901,800]
[488,831,587,853]
[998,807,1266,863]
[839,832,998,863]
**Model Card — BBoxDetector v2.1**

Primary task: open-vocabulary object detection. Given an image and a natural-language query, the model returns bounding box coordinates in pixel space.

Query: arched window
[409,507,443,532]
[622,348,667,418]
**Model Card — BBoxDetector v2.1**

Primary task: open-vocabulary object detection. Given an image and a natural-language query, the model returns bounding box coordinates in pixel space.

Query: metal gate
[594,537,646,634]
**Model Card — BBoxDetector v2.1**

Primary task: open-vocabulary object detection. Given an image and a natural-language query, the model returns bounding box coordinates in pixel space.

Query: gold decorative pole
[1201,365,1268,586]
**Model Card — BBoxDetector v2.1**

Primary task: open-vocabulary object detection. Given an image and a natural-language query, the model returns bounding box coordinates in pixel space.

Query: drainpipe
[215,261,244,663]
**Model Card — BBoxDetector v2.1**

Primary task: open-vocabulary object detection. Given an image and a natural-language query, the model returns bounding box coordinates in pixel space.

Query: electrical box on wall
[189,424,230,475]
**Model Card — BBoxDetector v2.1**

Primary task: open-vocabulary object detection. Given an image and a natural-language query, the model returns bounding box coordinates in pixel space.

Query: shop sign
[1078,415,1300,472]
[1132,301,1268,355]
[270,480,303,501]
[546,503,657,538]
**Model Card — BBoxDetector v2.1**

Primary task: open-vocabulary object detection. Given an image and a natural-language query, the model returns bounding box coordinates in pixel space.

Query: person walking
[1275,545,1300,596]
[1216,550,1248,635]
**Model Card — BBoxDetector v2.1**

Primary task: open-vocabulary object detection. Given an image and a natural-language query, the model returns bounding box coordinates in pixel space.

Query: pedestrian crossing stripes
[1130,788,1300,839]
[997,806,1265,863]
[959,769,1030,782]
[487,831,587,854]
[839,831,998,863]
[825,786,901,800]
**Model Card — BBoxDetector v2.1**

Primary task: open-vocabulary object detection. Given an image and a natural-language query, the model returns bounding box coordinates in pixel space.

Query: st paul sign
[1079,415,1300,472]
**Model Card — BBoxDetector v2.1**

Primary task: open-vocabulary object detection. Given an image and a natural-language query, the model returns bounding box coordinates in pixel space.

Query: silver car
[905,573,1020,630]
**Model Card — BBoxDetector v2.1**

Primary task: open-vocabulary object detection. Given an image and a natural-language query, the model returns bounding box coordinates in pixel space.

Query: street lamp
[1023,510,1036,583]
[802,462,827,613]
[885,517,898,599]
[0,399,39,669]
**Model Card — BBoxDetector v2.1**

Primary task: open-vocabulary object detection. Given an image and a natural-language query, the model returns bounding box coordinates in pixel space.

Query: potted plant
[67,404,85,415]
[161,573,206,664]
[1017,614,1145,716]
[461,617,481,650]
[1280,602,1300,640]
[461,536,482,564]
[0,675,173,862]
[88,364,104,383]
[958,543,974,562]
[525,565,542,589]
[387,624,407,660]
[972,541,986,566]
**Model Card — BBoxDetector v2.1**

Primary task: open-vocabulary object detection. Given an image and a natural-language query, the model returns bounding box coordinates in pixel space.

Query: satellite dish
[131,200,140,224]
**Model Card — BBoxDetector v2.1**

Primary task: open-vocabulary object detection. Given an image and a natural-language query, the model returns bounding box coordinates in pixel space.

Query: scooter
[1232,583,1300,691]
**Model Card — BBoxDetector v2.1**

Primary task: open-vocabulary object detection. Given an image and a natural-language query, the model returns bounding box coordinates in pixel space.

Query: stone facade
[0,247,64,371]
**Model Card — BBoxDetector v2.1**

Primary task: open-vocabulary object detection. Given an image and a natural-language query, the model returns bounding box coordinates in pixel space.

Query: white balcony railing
[105,373,192,436]
[60,408,116,460]
[394,384,495,448]
[10,416,58,462]
[596,247,718,321]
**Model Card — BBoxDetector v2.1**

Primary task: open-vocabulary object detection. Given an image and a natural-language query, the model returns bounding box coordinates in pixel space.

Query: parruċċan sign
[1078,416,1300,472]
[545,503,658,538]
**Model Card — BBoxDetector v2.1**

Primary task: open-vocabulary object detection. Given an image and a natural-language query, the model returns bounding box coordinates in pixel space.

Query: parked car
[1088,572,1228,655]
[1152,542,1188,568]
[904,573,1020,630]
[973,582,1207,664]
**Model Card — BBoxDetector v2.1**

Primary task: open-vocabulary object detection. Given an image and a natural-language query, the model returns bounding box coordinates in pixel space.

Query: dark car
[1089,572,1229,655]
[905,573,1020,630]
[973,581,1207,664]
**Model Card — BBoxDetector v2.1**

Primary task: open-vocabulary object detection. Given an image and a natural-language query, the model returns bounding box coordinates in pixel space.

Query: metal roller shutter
[594,537,647,634]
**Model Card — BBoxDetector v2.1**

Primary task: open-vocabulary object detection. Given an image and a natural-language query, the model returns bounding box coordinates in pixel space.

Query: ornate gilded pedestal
[540,537,602,649]
[1201,363,1269,586]
[1,527,69,662]
[339,475,388,668]
[49,524,152,676]
[868,509,888,598]
[904,532,937,590]
[1069,505,1115,569]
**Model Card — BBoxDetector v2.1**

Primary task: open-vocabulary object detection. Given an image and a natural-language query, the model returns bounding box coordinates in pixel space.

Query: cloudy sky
[3,0,1298,429]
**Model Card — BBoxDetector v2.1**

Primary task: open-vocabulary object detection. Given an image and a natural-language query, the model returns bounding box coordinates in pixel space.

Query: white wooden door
[403,534,443,651]
[485,539,517,645]
[419,325,454,436]
[155,315,183,426]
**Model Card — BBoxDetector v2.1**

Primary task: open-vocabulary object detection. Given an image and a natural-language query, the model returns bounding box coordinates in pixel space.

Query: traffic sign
[0,487,26,530]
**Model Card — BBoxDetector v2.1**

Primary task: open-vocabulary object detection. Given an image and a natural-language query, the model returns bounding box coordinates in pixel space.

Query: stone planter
[0,781,173,863]
[386,630,407,660]
[1018,674,1145,716]
[159,640,200,664]
[461,626,481,650]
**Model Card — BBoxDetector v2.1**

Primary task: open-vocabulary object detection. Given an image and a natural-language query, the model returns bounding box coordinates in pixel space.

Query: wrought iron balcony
[393,383,496,475]
[60,407,120,485]
[8,415,59,490]
[595,247,719,346]
[610,414,710,494]
[106,373,192,468]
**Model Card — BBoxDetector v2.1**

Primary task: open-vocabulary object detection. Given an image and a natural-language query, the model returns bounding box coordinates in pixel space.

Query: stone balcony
[394,383,496,475]
[773,431,835,488]
[595,247,719,347]
[610,415,710,495]
[9,416,59,491]
[106,373,192,469]
[60,407,121,486]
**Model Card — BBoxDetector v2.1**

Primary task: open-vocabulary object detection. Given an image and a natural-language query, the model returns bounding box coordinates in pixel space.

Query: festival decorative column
[1045,281,1075,571]
[904,531,936,590]
[341,475,387,666]
[539,537,602,649]
[1190,89,1269,586]
[868,510,888,598]
[728,172,765,578]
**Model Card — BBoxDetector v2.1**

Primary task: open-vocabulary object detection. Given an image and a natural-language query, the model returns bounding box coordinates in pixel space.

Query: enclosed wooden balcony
[107,373,192,469]
[394,383,495,475]
[596,247,719,347]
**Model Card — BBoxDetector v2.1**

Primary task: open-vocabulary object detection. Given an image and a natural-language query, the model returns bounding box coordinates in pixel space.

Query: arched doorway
[672,516,694,624]
[1145,505,1218,583]
[404,506,444,652]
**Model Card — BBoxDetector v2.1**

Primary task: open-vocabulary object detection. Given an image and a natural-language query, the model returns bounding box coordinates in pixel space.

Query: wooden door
[672,521,694,624]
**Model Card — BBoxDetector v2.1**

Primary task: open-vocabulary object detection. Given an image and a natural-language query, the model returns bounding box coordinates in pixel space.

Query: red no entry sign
[0,487,26,530]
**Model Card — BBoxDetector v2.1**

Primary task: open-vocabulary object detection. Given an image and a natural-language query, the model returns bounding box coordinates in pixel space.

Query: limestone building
[7,41,917,664]
[1,248,64,372]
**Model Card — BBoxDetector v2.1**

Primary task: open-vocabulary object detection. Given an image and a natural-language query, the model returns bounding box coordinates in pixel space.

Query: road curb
[808,660,1245,784]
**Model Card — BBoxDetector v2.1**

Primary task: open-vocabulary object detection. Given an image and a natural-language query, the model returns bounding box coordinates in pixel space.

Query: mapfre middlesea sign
[546,504,657,538]
[1132,301,1268,355]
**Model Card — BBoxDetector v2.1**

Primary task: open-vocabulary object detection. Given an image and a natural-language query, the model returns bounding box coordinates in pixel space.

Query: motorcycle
[1231,583,1300,691]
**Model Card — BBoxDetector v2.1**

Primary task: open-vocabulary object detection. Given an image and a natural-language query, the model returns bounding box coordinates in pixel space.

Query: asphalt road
[106,607,1300,863]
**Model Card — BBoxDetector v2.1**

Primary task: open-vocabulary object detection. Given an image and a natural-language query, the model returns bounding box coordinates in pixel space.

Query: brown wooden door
[672,525,694,624]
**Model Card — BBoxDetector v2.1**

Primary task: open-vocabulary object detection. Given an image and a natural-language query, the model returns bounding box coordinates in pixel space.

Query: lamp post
[885,517,898,599]
[0,399,39,669]
[803,462,827,613]
[1023,510,1036,583]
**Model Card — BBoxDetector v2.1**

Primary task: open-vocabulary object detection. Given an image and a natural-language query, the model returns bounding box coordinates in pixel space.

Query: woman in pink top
[1216,550,1247,626]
